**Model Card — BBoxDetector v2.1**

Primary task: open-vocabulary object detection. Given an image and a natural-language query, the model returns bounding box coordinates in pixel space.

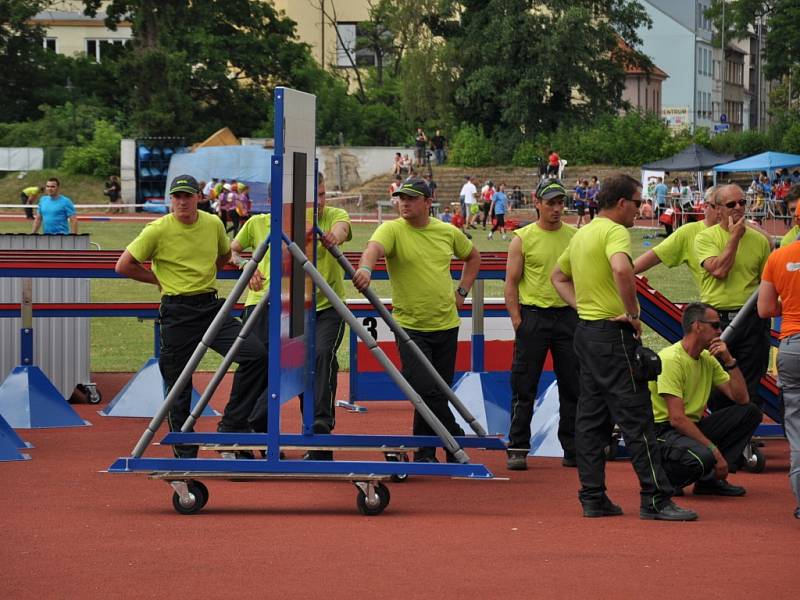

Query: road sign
[714,123,730,133]
[720,113,728,123]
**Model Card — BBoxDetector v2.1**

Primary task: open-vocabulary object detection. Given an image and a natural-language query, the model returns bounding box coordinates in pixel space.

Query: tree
[706,0,800,81]
[82,0,315,139]
[438,0,652,138]
[0,0,73,121]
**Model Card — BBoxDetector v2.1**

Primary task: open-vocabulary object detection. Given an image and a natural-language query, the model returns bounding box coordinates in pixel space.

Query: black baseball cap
[392,177,431,198]
[169,174,200,195]
[536,178,567,201]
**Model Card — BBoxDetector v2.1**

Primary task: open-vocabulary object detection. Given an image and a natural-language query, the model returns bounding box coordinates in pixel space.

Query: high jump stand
[106,87,505,516]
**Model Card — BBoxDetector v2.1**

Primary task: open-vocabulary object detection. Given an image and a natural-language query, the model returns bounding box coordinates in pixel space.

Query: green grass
[0,217,698,371]
[0,170,106,208]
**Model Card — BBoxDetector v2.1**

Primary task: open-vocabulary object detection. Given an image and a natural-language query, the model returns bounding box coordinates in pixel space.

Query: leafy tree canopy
[706,0,800,81]
[439,0,652,138]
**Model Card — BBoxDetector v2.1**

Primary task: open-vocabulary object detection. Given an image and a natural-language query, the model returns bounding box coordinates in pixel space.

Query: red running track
[1,372,797,600]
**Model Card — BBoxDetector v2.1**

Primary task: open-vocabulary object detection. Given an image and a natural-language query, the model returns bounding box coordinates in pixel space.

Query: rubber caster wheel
[356,482,390,516]
[172,481,208,515]
[742,445,766,473]
[87,388,102,405]
[385,452,409,482]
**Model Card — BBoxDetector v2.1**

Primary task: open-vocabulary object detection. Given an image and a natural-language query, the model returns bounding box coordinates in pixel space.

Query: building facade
[637,0,768,133]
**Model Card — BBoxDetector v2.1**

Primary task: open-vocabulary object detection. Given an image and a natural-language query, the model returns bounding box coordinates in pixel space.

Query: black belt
[161,291,218,305]
[579,319,633,330]
[521,304,573,312]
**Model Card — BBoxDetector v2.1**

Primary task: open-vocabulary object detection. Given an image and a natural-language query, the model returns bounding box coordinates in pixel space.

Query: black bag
[633,346,662,381]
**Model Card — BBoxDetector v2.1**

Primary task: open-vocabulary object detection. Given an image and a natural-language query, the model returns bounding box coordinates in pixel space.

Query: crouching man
[650,302,762,495]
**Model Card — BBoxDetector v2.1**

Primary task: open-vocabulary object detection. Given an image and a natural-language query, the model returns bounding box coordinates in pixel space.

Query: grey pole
[285,237,470,464]
[130,238,271,458]
[322,237,487,437]
[720,288,759,344]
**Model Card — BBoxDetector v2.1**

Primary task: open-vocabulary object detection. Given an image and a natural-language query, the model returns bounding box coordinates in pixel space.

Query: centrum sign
[662,106,690,132]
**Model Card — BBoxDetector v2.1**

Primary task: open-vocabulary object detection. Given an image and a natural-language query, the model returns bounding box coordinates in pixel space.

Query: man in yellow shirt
[352,177,481,463]
[505,179,579,470]
[116,175,268,458]
[20,185,43,220]
[650,302,760,496]
[552,174,696,521]
[695,184,771,411]
[634,186,720,287]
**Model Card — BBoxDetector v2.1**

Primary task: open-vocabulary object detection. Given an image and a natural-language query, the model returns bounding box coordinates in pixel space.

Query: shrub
[448,124,495,167]
[61,119,122,177]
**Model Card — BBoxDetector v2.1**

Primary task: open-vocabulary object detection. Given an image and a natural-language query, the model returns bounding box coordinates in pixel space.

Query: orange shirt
[762,240,800,338]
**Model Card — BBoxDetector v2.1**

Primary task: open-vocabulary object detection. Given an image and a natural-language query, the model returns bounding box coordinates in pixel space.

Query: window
[335,22,377,68]
[43,38,56,52]
[85,38,126,62]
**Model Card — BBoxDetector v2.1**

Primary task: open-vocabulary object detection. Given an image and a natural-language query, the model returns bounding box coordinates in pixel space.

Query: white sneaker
[502,234,508,240]
[487,232,493,240]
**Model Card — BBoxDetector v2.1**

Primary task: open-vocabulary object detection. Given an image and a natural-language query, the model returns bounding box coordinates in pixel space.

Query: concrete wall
[317,146,407,191]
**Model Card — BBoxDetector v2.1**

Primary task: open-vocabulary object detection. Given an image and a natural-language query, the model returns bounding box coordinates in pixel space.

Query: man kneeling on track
[650,302,762,496]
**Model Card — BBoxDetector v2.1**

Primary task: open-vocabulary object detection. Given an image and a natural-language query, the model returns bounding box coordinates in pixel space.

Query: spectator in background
[573,179,589,228]
[31,177,77,235]
[488,183,509,240]
[392,152,402,176]
[459,175,478,229]
[414,128,428,166]
[197,181,213,214]
[233,183,251,234]
[431,129,447,165]
[480,180,494,229]
[400,154,413,176]
[440,205,453,223]
[104,175,122,213]
[588,176,600,220]
[20,184,43,220]
[780,186,800,247]
[510,185,524,209]
[547,149,560,176]
[653,177,668,216]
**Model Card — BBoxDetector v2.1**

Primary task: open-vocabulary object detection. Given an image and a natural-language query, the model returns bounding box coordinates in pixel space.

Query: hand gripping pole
[130,238,270,458]
[720,288,759,344]
[285,235,470,464]
[320,232,487,437]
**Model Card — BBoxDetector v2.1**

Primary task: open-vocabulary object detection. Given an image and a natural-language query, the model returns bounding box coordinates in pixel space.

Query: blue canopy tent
[164,145,273,213]
[712,151,800,184]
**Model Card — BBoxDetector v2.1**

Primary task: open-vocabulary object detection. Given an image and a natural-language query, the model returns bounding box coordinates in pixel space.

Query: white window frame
[43,37,57,52]
[85,38,126,62]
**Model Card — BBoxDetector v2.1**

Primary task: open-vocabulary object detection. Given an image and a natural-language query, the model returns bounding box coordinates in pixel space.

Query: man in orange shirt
[758,228,800,519]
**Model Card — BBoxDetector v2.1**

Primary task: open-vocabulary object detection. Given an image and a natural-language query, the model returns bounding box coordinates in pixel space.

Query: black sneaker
[640,501,698,521]
[693,479,746,496]
[582,496,623,518]
[794,507,800,519]
[506,449,528,471]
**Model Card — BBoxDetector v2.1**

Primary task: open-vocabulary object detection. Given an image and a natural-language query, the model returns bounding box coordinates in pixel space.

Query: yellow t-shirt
[315,206,352,312]
[22,186,39,198]
[649,342,729,423]
[233,215,271,307]
[781,225,800,248]
[694,225,770,309]
[652,221,708,288]
[514,222,576,307]
[127,212,229,296]
[370,217,473,331]
[557,217,636,320]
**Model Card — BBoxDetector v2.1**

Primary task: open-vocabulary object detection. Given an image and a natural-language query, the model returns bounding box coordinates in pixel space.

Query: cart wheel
[356,482,391,516]
[743,445,766,473]
[386,452,409,482]
[171,481,206,515]
[87,387,102,405]
[189,480,209,508]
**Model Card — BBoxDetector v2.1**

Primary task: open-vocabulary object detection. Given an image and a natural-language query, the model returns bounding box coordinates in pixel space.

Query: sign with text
[662,106,690,132]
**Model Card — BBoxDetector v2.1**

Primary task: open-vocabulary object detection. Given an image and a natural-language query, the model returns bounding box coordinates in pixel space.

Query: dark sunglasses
[626,198,643,208]
[697,319,722,329]
[723,199,746,209]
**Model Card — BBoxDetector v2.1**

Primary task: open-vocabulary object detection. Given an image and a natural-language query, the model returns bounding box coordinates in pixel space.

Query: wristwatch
[456,286,469,297]
[625,312,640,320]
[723,359,738,371]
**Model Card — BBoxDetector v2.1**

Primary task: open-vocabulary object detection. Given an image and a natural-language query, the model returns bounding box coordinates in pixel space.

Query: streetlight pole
[65,77,77,142]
